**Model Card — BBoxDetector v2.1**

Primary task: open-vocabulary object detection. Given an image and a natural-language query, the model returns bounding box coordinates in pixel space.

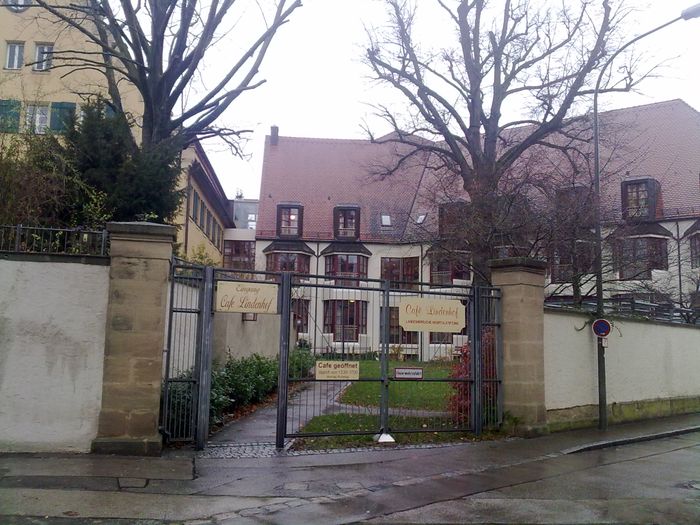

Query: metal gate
[160,259,214,449]
[160,262,501,450]
[276,273,501,448]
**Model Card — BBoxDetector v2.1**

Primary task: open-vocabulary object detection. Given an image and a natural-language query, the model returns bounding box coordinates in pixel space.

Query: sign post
[591,318,611,431]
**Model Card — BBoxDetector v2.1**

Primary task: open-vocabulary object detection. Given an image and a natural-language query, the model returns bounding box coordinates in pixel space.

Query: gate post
[194,266,214,450]
[276,272,292,450]
[489,258,547,433]
[92,222,175,456]
[469,287,483,435]
[375,279,394,443]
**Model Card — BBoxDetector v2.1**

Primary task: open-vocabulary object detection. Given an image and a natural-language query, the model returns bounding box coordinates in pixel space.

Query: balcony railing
[0,225,109,256]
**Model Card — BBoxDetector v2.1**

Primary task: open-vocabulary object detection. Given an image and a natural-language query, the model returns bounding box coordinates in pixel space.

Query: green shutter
[0,99,21,133]
[49,102,76,132]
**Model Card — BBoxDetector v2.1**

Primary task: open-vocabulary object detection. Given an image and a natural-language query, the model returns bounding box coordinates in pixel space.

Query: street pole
[592,3,700,430]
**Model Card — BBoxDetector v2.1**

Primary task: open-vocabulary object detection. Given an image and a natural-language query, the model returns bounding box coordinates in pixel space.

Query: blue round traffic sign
[592,319,612,338]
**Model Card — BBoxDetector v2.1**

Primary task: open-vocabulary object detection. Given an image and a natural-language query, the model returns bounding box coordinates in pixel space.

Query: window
[617,237,668,280]
[191,190,199,220]
[323,300,368,342]
[247,213,257,230]
[622,179,661,220]
[0,99,20,132]
[430,332,452,344]
[242,313,257,322]
[380,307,418,345]
[380,214,392,227]
[416,214,426,224]
[691,235,700,269]
[199,200,206,226]
[5,42,23,69]
[25,104,49,133]
[277,205,302,237]
[381,257,419,289]
[266,252,310,274]
[33,44,53,71]
[48,102,75,132]
[334,207,360,239]
[430,257,470,286]
[4,0,31,12]
[223,240,255,271]
[325,254,368,284]
[292,299,310,333]
[549,240,595,283]
[624,182,648,218]
[206,210,212,237]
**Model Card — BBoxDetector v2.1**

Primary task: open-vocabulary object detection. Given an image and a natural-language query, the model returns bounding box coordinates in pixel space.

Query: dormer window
[622,179,661,220]
[277,205,302,238]
[334,206,360,240]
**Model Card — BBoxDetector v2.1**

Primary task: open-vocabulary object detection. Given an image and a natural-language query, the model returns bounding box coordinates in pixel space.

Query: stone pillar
[92,222,175,456]
[489,257,547,433]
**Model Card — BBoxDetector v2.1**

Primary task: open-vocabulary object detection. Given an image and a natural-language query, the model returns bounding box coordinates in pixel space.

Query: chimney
[270,125,279,146]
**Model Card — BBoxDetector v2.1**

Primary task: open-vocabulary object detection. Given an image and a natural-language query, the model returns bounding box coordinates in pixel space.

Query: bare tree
[365,0,647,283]
[33,0,302,151]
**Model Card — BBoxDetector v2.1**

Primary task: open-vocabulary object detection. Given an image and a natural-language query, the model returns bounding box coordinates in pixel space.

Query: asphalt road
[2,426,699,525]
[366,433,700,524]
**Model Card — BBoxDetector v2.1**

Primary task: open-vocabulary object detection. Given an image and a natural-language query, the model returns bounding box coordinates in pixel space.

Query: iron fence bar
[14,224,21,252]
[276,272,293,450]
[195,266,215,450]
[190,268,207,444]
[495,291,504,424]
[379,279,391,435]
[160,262,178,440]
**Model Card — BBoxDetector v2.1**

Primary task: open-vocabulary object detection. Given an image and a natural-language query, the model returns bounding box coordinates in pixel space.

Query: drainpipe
[676,221,683,306]
[184,172,191,257]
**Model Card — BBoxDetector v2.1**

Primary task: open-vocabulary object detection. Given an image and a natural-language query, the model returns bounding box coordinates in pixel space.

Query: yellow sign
[398,298,465,333]
[216,281,279,314]
[315,360,360,380]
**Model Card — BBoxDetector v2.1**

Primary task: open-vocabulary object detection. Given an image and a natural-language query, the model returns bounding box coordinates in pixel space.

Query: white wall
[544,309,700,411]
[0,259,109,452]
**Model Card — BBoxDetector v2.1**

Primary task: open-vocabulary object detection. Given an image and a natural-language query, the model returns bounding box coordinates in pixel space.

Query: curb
[562,425,700,455]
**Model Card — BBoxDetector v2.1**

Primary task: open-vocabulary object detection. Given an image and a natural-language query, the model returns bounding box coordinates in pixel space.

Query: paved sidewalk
[1,412,699,524]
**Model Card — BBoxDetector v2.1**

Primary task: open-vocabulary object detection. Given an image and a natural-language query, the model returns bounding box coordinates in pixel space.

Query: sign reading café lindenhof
[215,281,279,314]
[398,298,466,333]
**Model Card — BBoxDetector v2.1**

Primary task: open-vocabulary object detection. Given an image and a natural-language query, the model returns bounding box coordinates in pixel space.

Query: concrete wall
[212,313,281,364]
[544,309,700,427]
[0,257,109,452]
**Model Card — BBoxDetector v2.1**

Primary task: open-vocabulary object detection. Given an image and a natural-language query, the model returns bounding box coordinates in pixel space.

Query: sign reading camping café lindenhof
[398,298,465,333]
[216,281,279,314]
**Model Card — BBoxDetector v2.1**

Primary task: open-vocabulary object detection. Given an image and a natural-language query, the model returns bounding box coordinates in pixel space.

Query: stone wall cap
[489,257,548,273]
[107,222,177,240]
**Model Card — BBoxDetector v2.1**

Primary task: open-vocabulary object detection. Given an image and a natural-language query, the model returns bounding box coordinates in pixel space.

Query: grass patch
[339,360,454,411]
[291,413,496,451]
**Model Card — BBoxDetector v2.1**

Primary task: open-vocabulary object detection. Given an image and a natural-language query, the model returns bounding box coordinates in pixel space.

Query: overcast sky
[202,0,700,200]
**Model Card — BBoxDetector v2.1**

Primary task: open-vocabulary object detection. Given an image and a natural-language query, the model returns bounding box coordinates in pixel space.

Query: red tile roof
[257,136,429,242]
[258,99,700,243]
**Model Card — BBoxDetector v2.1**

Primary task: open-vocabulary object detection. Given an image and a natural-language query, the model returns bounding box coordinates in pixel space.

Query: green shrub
[208,353,279,426]
[288,347,316,378]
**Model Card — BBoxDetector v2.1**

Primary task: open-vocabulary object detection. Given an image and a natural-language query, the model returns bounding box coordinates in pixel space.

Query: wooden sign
[216,281,278,314]
[399,298,465,333]
[315,360,360,380]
